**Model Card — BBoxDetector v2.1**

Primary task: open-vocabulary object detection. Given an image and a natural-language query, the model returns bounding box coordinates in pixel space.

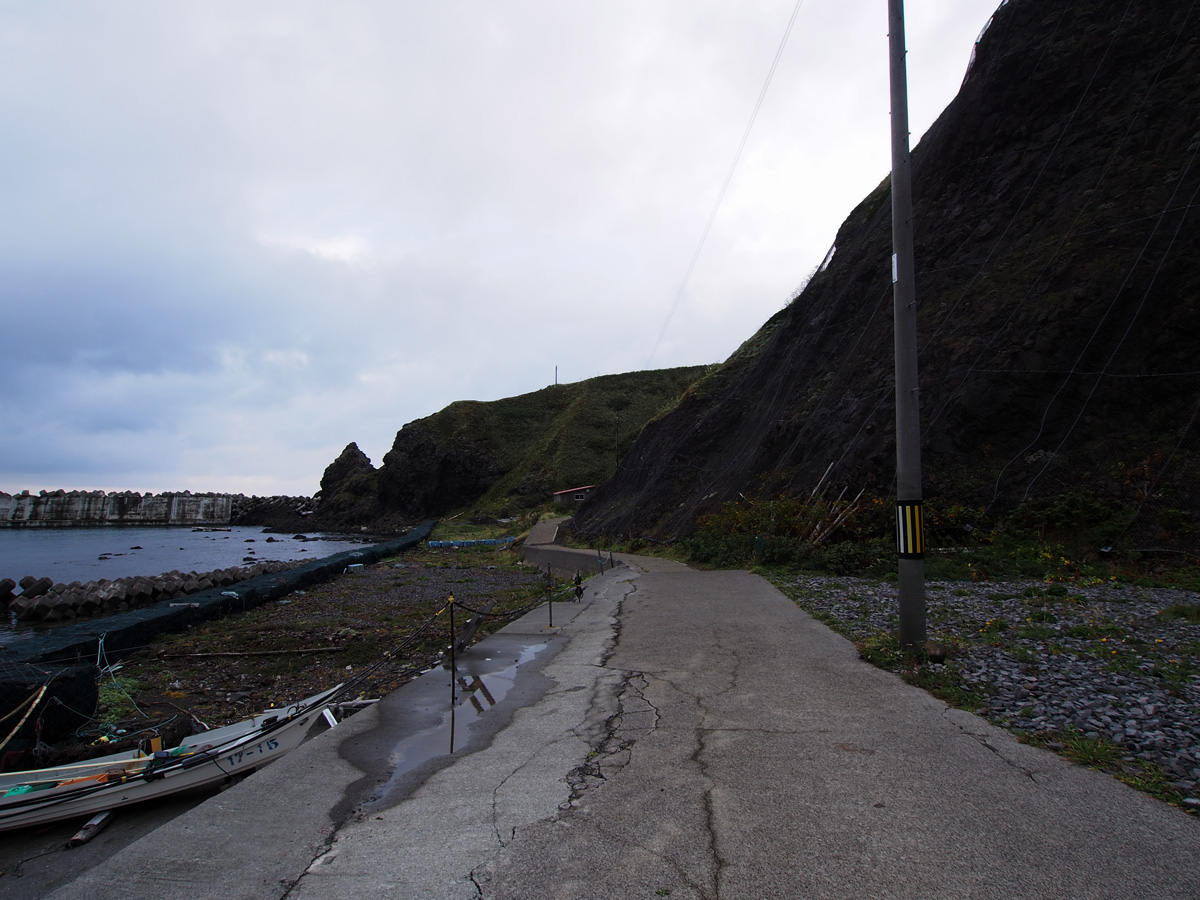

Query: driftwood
[158,647,343,659]
[163,699,209,731]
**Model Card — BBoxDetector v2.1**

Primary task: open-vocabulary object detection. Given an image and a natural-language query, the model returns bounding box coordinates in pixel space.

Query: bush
[686,495,893,573]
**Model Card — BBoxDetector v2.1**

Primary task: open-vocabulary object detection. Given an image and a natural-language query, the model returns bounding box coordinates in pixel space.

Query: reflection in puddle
[457,674,497,717]
[370,642,547,806]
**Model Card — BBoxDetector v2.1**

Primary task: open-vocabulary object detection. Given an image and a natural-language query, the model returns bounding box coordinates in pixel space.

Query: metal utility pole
[888,0,926,647]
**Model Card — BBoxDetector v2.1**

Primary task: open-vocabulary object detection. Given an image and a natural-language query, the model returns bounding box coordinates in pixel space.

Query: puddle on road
[368,642,548,806]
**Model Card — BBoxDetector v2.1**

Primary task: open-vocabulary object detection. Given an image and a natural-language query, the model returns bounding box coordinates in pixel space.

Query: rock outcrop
[229,494,319,529]
[314,443,381,527]
[577,0,1200,550]
[378,419,501,520]
[373,367,710,520]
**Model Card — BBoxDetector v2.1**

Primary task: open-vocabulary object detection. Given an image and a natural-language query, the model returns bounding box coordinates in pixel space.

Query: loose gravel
[781,575,1200,803]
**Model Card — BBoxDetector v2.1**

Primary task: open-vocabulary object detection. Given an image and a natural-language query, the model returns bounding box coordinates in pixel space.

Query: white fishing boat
[0,684,341,831]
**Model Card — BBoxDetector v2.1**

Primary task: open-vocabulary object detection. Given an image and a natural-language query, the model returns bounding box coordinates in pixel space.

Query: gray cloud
[0,0,1001,495]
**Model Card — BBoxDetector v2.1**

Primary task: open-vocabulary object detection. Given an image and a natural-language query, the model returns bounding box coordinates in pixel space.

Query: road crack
[279,825,341,899]
[941,706,1041,783]
[690,642,742,900]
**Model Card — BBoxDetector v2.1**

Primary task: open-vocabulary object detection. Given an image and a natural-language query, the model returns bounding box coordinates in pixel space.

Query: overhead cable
[646,0,806,366]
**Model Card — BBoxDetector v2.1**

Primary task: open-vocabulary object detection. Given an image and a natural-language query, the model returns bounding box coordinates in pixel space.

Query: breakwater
[1,490,231,527]
[2,520,435,666]
[230,494,319,523]
[0,559,302,624]
[0,490,323,528]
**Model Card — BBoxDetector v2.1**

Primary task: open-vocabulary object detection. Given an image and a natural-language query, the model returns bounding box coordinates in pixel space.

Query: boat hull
[0,686,340,831]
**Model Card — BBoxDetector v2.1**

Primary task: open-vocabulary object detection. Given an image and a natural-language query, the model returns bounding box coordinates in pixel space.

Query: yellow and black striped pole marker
[890,0,927,647]
[895,501,924,559]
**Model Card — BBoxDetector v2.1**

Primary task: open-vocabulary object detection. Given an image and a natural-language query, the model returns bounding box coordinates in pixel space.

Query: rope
[0,684,48,757]
[0,688,42,728]
[95,632,152,721]
[328,599,453,703]
[453,586,573,619]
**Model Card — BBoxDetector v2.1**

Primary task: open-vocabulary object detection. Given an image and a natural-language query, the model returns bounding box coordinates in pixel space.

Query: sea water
[0,525,366,587]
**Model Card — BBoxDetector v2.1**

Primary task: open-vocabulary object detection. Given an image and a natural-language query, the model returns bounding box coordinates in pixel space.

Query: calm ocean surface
[0,525,368,587]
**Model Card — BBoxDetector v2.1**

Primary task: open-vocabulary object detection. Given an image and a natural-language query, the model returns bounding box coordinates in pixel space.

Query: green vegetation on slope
[586,491,1200,590]
[322,366,710,525]
[464,366,711,515]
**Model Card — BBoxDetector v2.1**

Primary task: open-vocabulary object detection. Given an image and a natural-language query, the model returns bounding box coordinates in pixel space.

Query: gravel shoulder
[776,572,1200,813]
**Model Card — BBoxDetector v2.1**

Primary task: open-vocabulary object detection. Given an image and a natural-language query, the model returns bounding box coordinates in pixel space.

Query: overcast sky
[1,0,1001,497]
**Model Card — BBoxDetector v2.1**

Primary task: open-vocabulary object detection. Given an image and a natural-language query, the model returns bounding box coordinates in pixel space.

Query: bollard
[448,598,458,753]
[448,594,456,673]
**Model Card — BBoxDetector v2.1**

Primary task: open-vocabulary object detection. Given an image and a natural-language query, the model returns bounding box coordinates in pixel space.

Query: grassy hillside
[362,366,711,521]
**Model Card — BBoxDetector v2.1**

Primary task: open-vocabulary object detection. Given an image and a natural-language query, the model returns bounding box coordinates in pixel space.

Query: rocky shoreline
[781,575,1200,806]
[0,559,305,623]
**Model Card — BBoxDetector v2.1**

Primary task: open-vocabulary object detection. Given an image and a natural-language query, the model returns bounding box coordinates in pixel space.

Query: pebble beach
[782,575,1200,804]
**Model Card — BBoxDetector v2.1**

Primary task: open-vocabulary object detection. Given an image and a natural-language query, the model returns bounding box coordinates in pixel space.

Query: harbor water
[0,525,367,589]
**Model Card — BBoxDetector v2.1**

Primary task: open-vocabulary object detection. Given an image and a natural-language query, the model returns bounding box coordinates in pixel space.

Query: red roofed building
[552,485,596,506]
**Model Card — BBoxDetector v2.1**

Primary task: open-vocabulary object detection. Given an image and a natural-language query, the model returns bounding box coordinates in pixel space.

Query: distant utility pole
[889,0,926,647]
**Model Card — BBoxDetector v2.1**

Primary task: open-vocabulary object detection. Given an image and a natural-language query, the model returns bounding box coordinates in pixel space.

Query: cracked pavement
[481,567,1200,899]
[43,559,1200,900]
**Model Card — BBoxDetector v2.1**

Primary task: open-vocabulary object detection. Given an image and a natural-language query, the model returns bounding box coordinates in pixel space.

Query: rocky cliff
[319,367,710,524]
[577,0,1200,550]
[314,442,381,527]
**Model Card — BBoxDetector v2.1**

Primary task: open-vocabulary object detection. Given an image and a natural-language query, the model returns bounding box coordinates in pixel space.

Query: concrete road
[483,569,1200,899]
[35,561,1200,899]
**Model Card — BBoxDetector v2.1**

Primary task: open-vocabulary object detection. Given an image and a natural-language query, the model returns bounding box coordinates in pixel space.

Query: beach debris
[67,810,116,847]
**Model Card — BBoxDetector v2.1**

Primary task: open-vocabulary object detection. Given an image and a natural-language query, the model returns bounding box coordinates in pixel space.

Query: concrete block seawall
[4,520,435,668]
[0,490,232,527]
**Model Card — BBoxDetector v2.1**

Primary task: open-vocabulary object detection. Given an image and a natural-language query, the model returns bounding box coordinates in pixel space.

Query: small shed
[553,485,597,505]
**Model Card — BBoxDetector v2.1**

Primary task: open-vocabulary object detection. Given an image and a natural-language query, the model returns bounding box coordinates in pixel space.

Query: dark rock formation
[577,0,1200,549]
[378,418,501,520]
[320,442,374,495]
[315,442,381,527]
[229,494,319,530]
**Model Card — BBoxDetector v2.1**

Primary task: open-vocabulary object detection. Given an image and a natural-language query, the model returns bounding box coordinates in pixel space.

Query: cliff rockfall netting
[577,0,1200,555]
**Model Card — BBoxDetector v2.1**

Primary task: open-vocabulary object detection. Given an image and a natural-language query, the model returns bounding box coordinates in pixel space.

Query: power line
[646,0,806,367]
